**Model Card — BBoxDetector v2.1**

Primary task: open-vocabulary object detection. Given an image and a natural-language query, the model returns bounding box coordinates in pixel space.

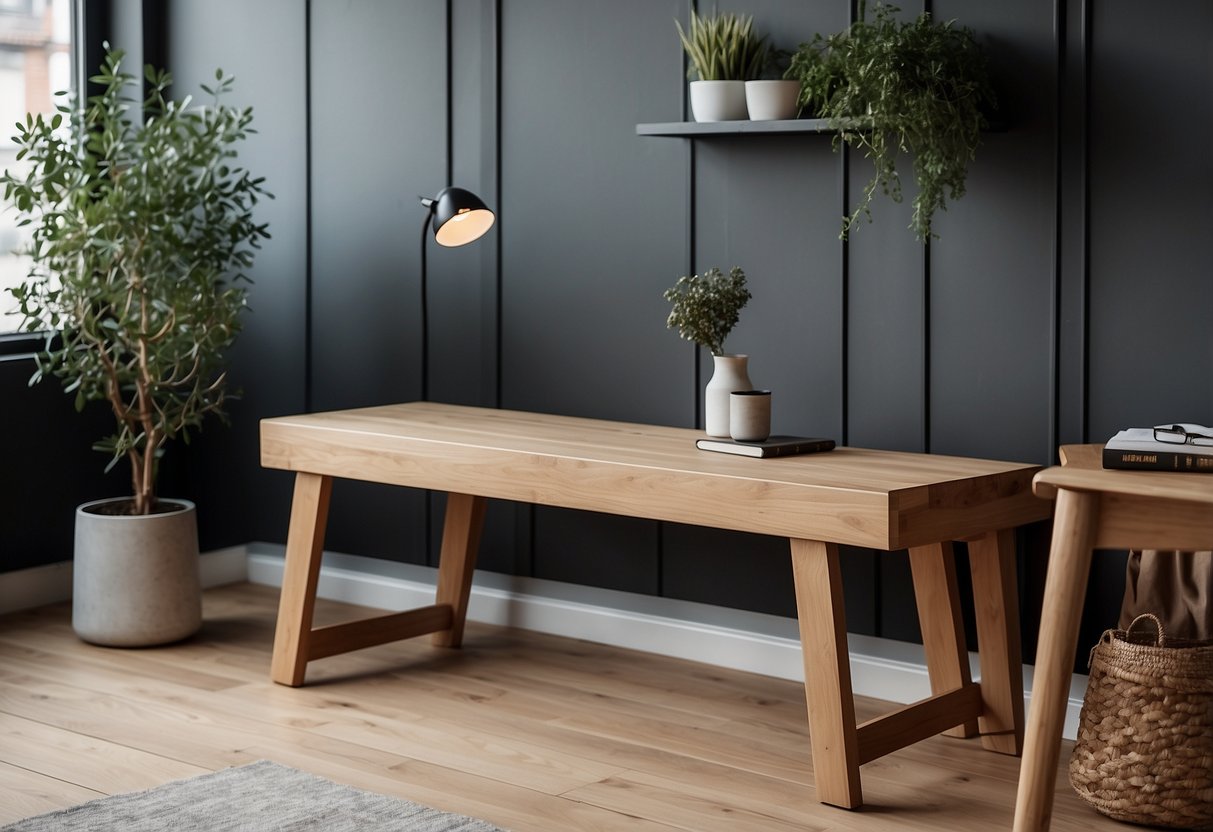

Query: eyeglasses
[1153,424,1213,447]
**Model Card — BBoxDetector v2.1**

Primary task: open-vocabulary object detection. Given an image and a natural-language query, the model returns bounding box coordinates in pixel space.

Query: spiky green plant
[1,46,270,514]
[676,9,769,81]
[663,267,751,357]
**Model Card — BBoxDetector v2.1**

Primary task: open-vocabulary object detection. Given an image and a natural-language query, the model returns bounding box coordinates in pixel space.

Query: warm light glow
[434,208,495,247]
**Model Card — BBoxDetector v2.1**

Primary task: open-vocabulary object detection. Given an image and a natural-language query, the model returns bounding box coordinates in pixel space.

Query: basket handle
[1126,613,1166,647]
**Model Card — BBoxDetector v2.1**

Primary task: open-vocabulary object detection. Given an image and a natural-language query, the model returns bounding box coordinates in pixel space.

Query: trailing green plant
[676,9,769,81]
[663,266,751,356]
[1,46,270,515]
[785,1,995,240]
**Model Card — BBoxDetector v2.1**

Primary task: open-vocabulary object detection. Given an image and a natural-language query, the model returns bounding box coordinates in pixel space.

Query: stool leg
[909,541,979,738]
[969,527,1025,754]
[791,538,862,809]
[1013,489,1098,832]
[432,493,487,648]
[271,473,333,687]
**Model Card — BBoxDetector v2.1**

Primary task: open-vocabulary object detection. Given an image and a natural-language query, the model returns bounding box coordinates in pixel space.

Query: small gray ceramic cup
[730,390,771,442]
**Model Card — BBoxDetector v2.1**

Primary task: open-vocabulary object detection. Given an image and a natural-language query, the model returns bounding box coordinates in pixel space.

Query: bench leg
[909,541,979,738]
[432,493,488,648]
[790,538,862,809]
[271,473,332,687]
[968,527,1025,755]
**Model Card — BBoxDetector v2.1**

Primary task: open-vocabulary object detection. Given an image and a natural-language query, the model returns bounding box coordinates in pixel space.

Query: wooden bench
[260,402,1052,809]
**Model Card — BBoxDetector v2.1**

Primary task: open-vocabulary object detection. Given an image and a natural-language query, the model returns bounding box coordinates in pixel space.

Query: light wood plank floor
[0,583,1119,831]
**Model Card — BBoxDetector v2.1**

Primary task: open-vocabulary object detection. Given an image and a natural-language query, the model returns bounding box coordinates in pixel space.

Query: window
[0,0,72,334]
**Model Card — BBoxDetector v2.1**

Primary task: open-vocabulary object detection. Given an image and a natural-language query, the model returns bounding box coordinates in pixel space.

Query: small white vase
[705,354,752,437]
[745,80,801,121]
[689,80,748,122]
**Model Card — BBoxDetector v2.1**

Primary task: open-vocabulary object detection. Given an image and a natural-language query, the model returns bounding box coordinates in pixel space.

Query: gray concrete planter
[72,498,202,646]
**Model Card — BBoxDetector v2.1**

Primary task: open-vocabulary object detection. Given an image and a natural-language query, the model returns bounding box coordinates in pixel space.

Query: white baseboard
[0,545,249,616]
[0,560,75,616]
[244,542,1088,741]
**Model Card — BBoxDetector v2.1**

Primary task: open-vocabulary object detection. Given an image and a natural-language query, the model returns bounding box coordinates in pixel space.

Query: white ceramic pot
[689,80,747,122]
[745,80,801,121]
[705,354,753,437]
[72,497,202,647]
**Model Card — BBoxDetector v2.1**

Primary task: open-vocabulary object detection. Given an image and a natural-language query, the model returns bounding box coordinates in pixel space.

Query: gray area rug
[3,760,506,831]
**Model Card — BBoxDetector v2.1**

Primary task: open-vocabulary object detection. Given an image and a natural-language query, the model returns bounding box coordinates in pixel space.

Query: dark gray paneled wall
[166,0,309,550]
[5,2,1211,668]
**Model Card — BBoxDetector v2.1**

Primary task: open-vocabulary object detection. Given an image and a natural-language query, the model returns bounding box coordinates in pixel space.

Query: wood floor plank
[0,760,104,825]
[563,770,815,832]
[0,583,1121,832]
[0,712,209,793]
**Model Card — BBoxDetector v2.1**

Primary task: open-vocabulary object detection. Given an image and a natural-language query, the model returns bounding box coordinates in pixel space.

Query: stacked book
[1103,424,1213,473]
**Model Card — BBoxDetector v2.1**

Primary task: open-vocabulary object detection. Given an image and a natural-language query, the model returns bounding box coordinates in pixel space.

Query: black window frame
[0,0,109,358]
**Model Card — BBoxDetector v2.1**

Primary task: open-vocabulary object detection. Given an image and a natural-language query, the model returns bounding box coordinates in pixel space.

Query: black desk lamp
[418,187,495,400]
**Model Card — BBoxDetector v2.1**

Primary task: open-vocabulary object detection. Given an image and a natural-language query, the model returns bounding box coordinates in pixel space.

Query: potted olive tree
[664,266,752,437]
[2,47,269,645]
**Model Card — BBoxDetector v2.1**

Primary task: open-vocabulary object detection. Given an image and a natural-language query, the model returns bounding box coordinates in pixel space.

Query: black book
[1102,447,1213,474]
[695,435,836,458]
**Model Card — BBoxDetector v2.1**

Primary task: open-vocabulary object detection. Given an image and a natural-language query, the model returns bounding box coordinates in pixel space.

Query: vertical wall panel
[499,0,687,593]
[930,0,1055,466]
[662,0,858,623]
[1079,0,1213,656]
[845,173,927,453]
[845,3,927,456]
[0,360,123,571]
[438,0,499,409]
[440,0,521,575]
[1087,1,1213,437]
[167,0,308,549]
[309,0,447,563]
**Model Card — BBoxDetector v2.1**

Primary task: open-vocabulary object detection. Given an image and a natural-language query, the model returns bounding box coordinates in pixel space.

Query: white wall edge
[0,545,249,616]
[245,542,1087,741]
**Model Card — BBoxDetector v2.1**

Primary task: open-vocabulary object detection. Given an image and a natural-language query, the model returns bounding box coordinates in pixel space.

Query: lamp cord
[419,210,431,402]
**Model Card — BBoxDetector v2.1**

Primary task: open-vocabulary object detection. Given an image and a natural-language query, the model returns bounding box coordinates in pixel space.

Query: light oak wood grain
[271,472,332,685]
[790,538,862,809]
[0,760,103,824]
[0,585,1126,832]
[432,493,487,648]
[968,528,1025,755]
[260,403,1049,812]
[261,403,1049,550]
[1016,445,1213,831]
[855,685,982,765]
[909,541,979,739]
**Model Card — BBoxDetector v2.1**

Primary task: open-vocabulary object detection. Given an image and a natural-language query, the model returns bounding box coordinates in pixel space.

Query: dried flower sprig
[663,266,751,356]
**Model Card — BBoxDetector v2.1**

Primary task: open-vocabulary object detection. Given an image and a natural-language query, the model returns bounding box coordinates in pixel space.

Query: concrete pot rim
[76,497,196,519]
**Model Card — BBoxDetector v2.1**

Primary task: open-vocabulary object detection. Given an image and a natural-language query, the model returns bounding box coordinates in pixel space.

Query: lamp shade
[427,186,495,247]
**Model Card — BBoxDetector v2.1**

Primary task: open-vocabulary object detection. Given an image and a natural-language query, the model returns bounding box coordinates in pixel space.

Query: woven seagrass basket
[1069,613,1213,829]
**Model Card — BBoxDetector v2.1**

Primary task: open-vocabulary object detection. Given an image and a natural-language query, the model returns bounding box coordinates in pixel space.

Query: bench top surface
[261,402,1051,549]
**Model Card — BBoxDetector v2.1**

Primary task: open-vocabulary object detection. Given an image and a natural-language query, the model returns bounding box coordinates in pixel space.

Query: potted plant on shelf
[664,266,753,437]
[1,47,270,646]
[785,1,995,240]
[676,9,769,122]
[746,48,801,121]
